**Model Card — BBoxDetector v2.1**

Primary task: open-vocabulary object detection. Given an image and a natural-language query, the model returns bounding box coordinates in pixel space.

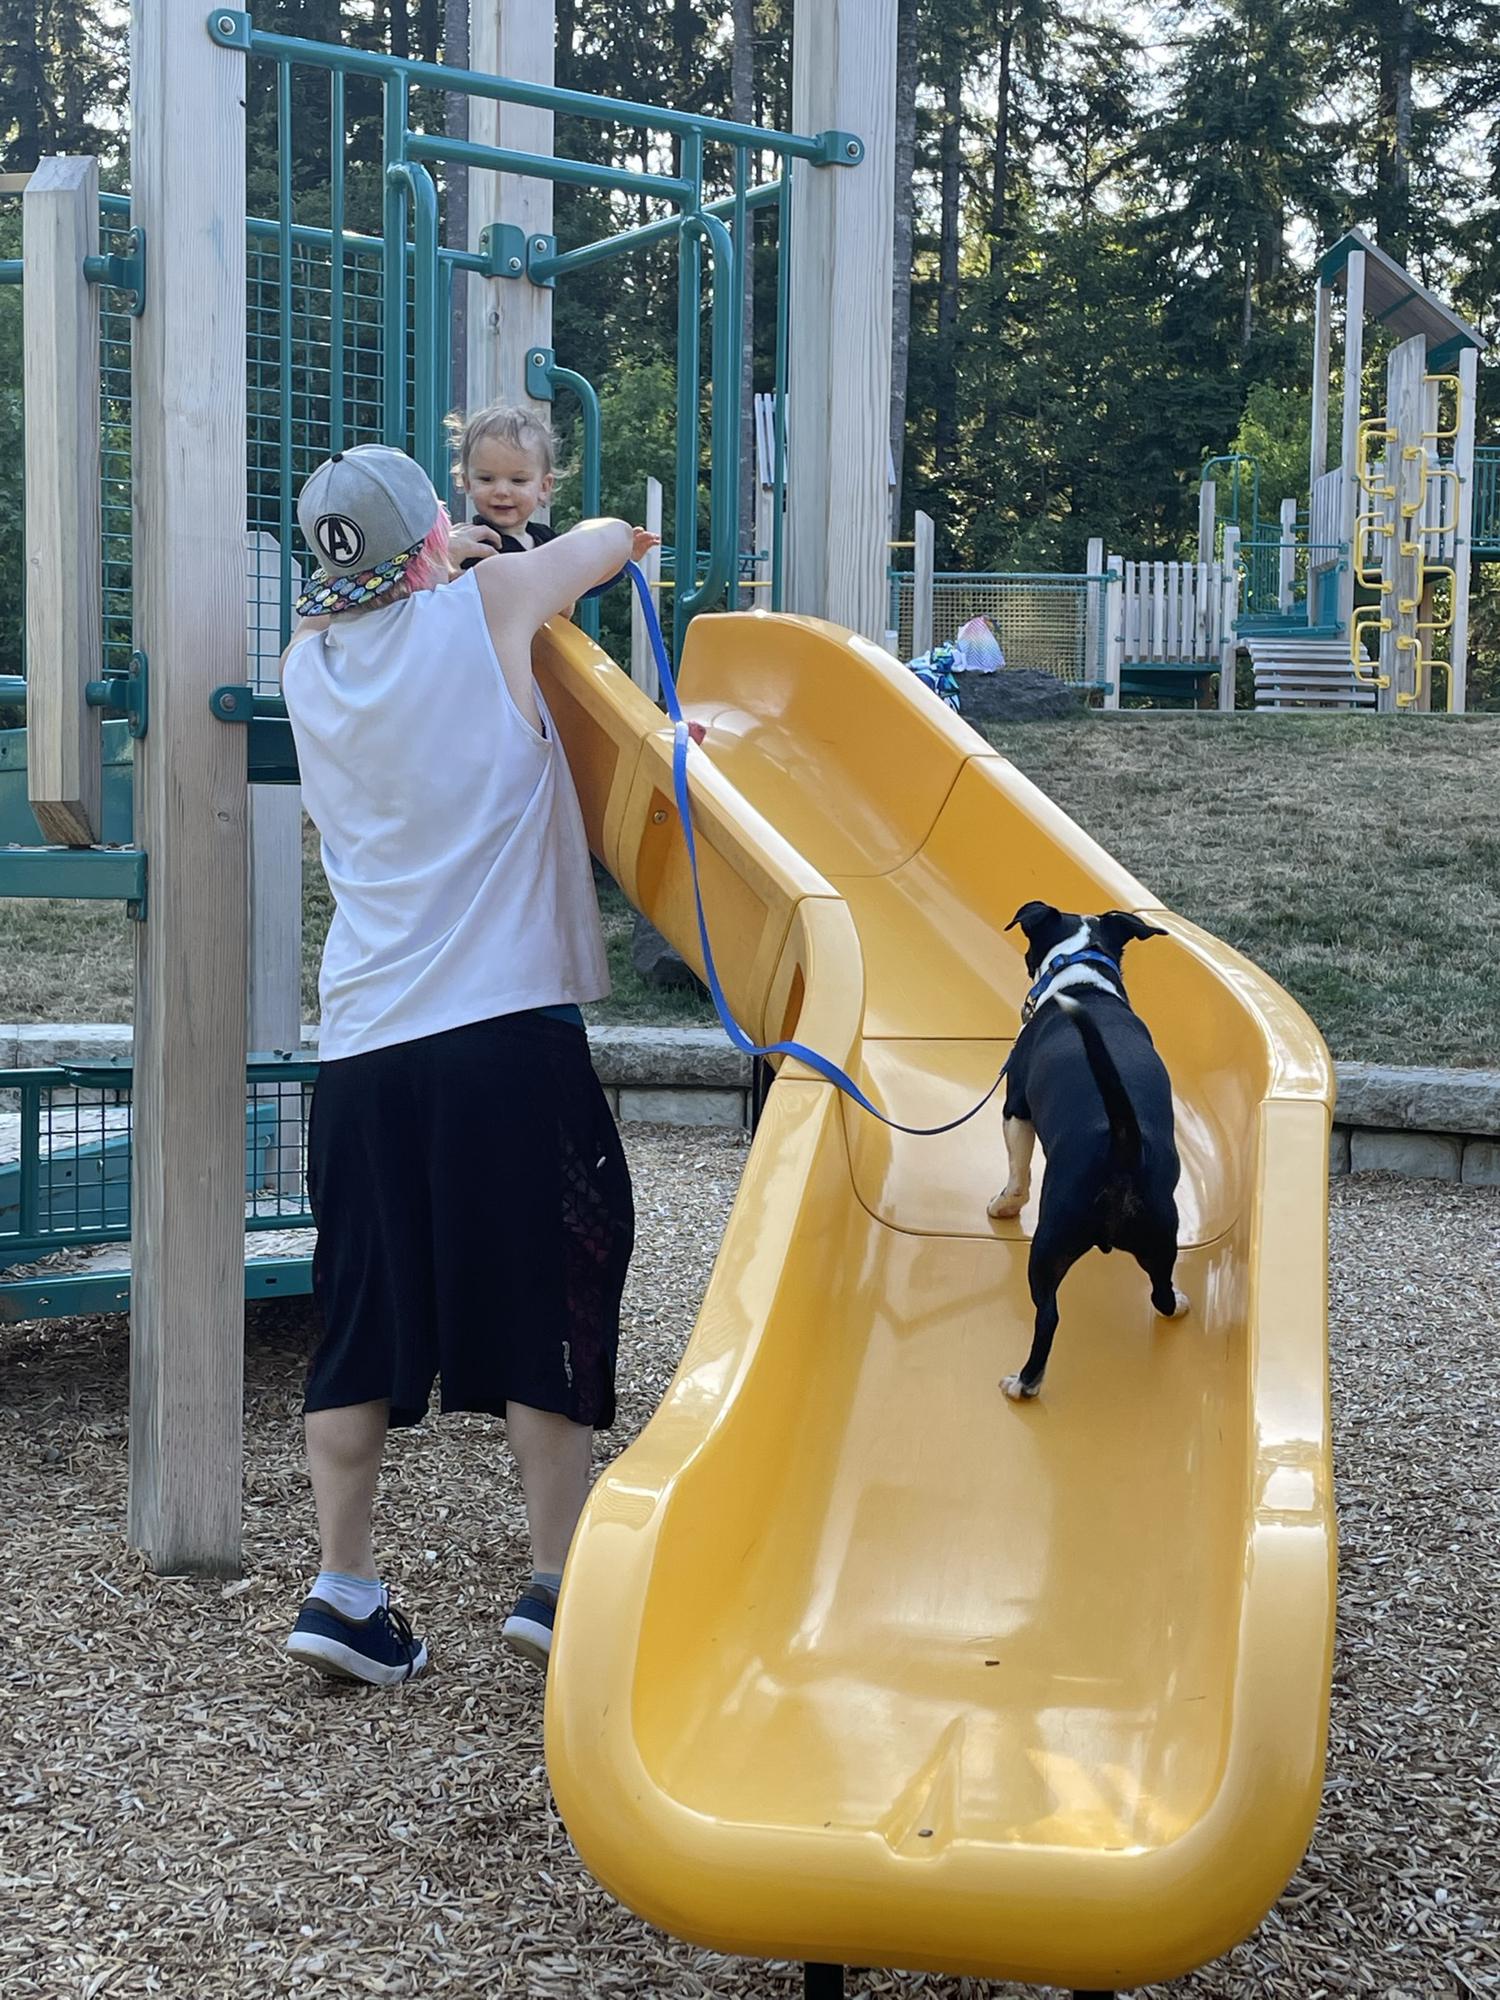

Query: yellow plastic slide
[536,610,1336,1993]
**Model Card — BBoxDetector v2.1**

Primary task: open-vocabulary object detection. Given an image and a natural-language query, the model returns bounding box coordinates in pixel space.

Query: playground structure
[885,232,1494,713]
[1,5,1336,1995]
[1203,229,1491,712]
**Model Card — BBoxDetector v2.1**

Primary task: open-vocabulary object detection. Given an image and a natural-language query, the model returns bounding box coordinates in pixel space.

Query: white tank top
[283,571,609,1062]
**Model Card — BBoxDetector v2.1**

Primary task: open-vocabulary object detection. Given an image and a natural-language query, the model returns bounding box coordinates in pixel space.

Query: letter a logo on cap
[314,513,366,567]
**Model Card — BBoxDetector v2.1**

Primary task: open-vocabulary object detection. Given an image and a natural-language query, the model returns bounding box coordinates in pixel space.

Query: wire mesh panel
[99,199,135,677]
[0,1065,315,1281]
[246,226,400,676]
[888,573,1107,685]
[1470,446,1500,554]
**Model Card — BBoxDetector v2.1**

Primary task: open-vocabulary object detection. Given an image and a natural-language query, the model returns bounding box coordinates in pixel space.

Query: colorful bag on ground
[906,641,963,712]
[953,616,1005,673]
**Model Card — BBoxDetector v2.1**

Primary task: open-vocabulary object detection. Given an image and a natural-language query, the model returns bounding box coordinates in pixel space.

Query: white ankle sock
[312,1570,385,1621]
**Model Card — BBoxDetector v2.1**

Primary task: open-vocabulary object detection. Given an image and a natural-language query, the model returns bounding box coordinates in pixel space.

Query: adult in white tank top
[280,442,657,1687]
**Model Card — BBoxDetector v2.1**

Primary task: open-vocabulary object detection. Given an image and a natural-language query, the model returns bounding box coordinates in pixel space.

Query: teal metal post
[386,161,442,485]
[678,211,736,628]
[729,145,749,612]
[277,61,295,642]
[328,70,345,452]
[547,361,603,642]
[382,77,408,447]
[772,170,792,612]
[674,130,704,660]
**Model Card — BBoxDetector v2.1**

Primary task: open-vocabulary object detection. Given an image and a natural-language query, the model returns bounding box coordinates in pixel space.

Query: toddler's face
[463,436,554,531]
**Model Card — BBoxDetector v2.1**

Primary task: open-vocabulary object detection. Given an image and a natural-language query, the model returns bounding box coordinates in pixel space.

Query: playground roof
[1318,228,1486,362]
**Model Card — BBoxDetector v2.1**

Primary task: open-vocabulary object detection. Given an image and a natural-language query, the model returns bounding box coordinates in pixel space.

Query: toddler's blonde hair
[447,402,557,482]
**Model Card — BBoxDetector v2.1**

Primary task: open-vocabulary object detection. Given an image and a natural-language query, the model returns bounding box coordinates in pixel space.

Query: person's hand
[448,522,506,572]
[629,527,661,564]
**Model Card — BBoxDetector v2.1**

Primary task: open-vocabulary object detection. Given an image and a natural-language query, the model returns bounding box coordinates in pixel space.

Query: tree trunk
[889,0,919,533]
[1375,0,1415,262]
[989,7,1015,280]
[935,29,964,465]
[672,0,696,178]
[419,0,442,64]
[390,0,410,62]
[732,0,757,568]
[1391,0,1415,261]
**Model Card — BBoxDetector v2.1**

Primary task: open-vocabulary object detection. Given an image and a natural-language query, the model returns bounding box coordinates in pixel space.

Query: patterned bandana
[294,541,422,617]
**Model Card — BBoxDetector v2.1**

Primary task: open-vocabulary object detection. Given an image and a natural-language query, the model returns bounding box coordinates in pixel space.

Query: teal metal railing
[1473,446,1500,555]
[212,12,854,657]
[0,1061,318,1317]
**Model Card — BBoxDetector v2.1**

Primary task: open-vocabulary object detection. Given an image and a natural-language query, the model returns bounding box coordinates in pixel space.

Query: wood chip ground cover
[1,1129,1495,1997]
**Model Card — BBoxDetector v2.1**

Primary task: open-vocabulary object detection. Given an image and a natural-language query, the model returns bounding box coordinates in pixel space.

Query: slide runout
[535,613,1335,1990]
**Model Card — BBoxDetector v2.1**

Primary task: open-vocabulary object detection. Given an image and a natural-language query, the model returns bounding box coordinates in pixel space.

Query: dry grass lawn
[2,713,1496,1063]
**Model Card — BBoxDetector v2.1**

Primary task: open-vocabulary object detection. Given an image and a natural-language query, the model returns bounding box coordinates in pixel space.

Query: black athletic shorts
[303,1010,634,1429]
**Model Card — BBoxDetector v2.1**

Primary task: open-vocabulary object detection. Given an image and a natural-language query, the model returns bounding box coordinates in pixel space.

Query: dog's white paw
[987,1189,1027,1220]
[1158,1288,1191,1320]
[1001,1372,1039,1402]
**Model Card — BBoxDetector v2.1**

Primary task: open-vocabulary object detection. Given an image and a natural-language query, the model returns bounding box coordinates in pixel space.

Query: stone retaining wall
[4,1025,1497,1183]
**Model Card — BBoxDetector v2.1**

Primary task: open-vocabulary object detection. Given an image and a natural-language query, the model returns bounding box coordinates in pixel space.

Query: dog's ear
[1097,910,1169,956]
[1005,900,1057,938]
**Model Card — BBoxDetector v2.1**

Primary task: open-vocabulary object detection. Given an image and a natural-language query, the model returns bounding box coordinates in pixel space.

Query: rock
[1348,1130,1462,1181]
[952,669,1090,723]
[1334,1062,1500,1138]
[630,913,707,994]
[586,1026,750,1090]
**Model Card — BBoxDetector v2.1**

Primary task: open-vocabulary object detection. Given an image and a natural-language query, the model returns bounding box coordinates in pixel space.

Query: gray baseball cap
[295,445,441,614]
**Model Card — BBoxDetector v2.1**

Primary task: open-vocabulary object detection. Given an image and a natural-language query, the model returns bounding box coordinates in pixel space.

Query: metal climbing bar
[531,178,783,285]
[208,12,850,163]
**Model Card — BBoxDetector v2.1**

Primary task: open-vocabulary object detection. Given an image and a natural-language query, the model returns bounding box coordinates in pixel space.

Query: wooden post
[1196,478,1216,566]
[1447,345,1478,715]
[630,476,664,700]
[1309,277,1332,492]
[912,509,935,658]
[1337,248,1366,634]
[1084,535,1102,687]
[128,0,249,1573]
[1219,525,1240,712]
[1277,496,1297,613]
[1103,553,1123,710]
[467,2,554,434]
[786,0,897,637]
[23,155,103,847]
[1378,335,1426,713]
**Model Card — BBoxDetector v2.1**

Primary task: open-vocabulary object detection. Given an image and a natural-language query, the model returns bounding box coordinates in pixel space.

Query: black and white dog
[988,901,1189,1400]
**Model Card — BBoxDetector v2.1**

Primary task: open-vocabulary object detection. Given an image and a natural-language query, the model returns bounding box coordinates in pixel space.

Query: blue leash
[622,562,1012,1137]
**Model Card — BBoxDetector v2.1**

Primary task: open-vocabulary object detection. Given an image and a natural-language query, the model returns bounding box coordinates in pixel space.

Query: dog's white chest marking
[1029,925,1117,1017]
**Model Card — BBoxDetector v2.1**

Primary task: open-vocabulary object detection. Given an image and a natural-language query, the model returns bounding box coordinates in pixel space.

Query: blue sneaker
[502,1587,556,1669]
[285,1593,429,1687]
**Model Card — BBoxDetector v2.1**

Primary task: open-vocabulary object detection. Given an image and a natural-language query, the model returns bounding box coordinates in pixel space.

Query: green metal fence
[0,1061,316,1320]
[1474,446,1500,557]
[888,571,1110,686]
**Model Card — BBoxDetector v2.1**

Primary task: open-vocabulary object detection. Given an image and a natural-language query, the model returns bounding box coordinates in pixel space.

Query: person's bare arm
[279,611,330,684]
[475,518,633,636]
[474,519,633,728]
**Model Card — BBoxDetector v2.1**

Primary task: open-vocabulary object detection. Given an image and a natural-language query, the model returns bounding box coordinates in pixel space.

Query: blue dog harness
[1019,947,1126,1025]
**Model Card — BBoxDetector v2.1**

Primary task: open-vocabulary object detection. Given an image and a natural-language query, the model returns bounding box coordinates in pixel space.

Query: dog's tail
[1054,993,1141,1164]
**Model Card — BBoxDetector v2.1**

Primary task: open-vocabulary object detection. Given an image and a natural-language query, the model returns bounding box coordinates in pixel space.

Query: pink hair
[389,504,452,598]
